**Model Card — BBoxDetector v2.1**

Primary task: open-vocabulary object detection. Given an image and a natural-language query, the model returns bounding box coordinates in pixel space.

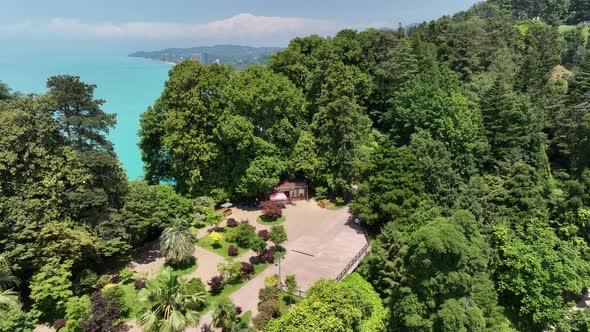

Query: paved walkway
[181,247,225,289]
[126,200,368,331]
[198,200,368,327]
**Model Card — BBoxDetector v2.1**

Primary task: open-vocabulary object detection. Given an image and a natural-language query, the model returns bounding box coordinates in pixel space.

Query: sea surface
[0,53,173,180]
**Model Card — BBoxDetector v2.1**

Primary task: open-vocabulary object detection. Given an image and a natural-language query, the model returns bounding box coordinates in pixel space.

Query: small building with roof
[273,180,309,202]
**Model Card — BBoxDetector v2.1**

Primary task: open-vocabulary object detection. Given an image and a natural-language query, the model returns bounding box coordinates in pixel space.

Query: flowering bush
[228,246,239,257]
[209,231,223,245]
[257,229,269,241]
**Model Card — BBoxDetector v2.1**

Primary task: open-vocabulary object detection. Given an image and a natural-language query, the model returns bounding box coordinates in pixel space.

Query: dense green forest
[4,0,590,330]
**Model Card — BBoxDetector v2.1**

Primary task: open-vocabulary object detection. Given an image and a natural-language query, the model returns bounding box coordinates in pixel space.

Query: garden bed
[256,215,286,225]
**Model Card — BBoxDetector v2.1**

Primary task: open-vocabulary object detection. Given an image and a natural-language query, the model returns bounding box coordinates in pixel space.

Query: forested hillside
[4,0,590,330]
[139,0,590,330]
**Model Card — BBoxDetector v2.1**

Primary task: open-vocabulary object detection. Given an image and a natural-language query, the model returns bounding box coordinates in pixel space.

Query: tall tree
[46,75,116,152]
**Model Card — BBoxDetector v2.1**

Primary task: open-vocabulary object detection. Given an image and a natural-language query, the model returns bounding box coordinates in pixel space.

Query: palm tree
[137,267,207,332]
[212,299,239,331]
[160,219,196,265]
[0,255,20,319]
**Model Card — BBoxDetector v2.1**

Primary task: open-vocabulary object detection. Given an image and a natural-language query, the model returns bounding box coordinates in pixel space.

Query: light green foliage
[264,275,279,289]
[494,221,590,327]
[119,268,135,283]
[29,258,73,322]
[226,223,256,248]
[159,220,196,265]
[64,295,91,332]
[383,67,488,178]
[0,309,35,332]
[37,221,98,269]
[342,273,388,332]
[265,279,374,332]
[137,267,206,332]
[202,207,225,228]
[268,225,288,248]
[217,261,242,284]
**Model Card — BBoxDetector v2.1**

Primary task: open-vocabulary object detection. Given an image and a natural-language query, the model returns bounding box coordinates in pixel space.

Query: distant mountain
[129,45,283,70]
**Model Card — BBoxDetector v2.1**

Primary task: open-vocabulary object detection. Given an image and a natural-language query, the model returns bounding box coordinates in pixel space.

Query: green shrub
[76,269,98,294]
[96,275,110,288]
[102,285,128,316]
[226,223,256,248]
[252,311,273,331]
[258,287,280,302]
[119,268,135,283]
[64,295,91,332]
[184,278,207,310]
[0,309,35,332]
[249,236,267,255]
[258,299,281,317]
[342,273,388,332]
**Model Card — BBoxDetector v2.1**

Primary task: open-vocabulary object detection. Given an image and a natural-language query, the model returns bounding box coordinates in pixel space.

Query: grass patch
[165,257,198,277]
[317,198,347,210]
[200,252,282,312]
[279,291,302,315]
[119,283,145,320]
[256,215,286,225]
[241,310,252,325]
[198,234,242,259]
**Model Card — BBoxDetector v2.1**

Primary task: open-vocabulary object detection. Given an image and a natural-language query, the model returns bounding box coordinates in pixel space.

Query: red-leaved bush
[240,262,254,279]
[259,201,282,218]
[134,279,146,290]
[259,249,275,264]
[257,229,269,241]
[53,319,67,330]
[226,218,238,227]
[228,246,239,257]
[207,275,225,295]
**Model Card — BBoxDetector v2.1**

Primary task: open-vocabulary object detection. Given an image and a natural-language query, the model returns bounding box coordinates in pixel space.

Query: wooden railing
[335,240,370,282]
[279,284,307,298]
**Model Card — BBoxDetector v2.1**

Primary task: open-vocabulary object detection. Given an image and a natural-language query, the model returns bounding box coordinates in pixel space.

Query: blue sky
[1,0,481,52]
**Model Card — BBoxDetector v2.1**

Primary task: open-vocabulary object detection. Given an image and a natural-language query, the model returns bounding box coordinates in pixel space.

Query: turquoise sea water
[0,53,173,180]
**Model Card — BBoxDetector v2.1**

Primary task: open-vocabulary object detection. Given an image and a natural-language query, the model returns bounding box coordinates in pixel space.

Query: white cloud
[0,13,351,45]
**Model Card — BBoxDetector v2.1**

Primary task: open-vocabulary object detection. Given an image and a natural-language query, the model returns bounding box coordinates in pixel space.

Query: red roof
[274,180,307,191]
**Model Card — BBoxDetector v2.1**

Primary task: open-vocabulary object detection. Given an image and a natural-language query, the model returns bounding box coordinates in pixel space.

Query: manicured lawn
[200,252,282,311]
[198,234,243,259]
[166,258,198,277]
[256,215,286,225]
